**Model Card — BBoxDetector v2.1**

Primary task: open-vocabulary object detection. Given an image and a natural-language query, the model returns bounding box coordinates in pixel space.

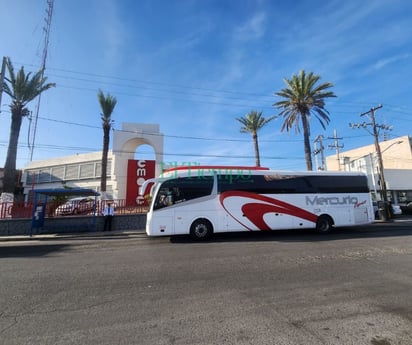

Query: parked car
[373,201,402,219]
[403,202,412,215]
[55,197,95,216]
[391,204,402,216]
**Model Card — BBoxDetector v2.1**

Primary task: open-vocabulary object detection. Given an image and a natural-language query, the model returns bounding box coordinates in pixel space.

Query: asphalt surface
[1,219,411,345]
[0,228,146,242]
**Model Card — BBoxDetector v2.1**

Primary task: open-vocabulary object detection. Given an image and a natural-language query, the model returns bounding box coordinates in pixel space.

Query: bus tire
[316,215,333,233]
[190,219,213,241]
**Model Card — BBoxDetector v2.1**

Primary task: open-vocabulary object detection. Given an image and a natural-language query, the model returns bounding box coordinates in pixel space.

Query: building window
[95,162,101,177]
[26,171,36,184]
[38,169,51,183]
[79,163,94,179]
[51,166,65,182]
[24,158,112,186]
[65,165,79,180]
[95,160,111,178]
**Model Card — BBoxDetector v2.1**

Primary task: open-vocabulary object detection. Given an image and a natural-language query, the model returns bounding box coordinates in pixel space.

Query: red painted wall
[126,160,155,206]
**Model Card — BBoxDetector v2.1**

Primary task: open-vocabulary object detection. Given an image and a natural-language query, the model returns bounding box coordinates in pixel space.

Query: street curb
[0,229,146,242]
[1,216,411,242]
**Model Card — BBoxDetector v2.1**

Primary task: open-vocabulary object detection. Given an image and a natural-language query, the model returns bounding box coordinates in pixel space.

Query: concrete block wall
[0,214,146,236]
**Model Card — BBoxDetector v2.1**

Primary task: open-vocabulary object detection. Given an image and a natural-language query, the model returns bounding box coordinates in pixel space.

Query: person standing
[103,202,114,231]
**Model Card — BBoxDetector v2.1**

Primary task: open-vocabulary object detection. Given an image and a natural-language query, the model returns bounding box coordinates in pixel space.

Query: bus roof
[159,166,367,178]
[163,165,269,173]
[140,167,368,196]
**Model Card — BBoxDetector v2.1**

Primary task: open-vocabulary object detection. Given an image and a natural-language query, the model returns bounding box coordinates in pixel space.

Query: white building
[326,135,412,204]
[21,123,163,202]
[22,151,114,201]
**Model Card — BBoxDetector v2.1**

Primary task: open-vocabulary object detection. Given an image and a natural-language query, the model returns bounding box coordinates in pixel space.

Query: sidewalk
[1,215,411,243]
[0,228,146,242]
[374,214,412,224]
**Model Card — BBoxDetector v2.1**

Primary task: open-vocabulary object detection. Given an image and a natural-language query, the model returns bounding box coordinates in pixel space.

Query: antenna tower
[29,0,54,161]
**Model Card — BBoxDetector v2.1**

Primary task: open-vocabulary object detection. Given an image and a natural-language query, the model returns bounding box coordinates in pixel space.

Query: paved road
[0,223,411,345]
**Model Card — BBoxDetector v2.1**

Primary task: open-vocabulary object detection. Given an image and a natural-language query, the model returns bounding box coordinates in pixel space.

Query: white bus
[141,166,374,240]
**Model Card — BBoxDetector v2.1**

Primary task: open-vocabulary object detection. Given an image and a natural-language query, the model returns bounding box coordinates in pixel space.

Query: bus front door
[149,209,175,236]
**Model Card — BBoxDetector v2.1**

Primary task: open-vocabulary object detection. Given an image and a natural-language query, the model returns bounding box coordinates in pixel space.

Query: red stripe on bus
[220,191,318,231]
[163,165,269,172]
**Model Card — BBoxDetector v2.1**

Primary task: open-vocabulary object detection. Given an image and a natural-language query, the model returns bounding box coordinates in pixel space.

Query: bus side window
[172,187,185,204]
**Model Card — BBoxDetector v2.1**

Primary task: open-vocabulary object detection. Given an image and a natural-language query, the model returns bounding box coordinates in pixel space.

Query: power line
[15,62,412,113]
[37,111,375,141]
[52,77,412,116]
[1,108,375,145]
[45,115,373,142]
[19,63,275,100]
[35,114,304,143]
[0,140,305,161]
[56,84,275,110]
[48,73,273,104]
[11,61,412,121]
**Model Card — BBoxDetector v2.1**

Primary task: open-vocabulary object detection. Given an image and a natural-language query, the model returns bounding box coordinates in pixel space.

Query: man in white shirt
[103,202,114,231]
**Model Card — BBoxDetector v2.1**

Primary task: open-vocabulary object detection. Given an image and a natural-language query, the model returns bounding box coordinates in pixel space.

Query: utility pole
[313,135,326,170]
[328,129,344,171]
[0,56,7,114]
[350,104,392,220]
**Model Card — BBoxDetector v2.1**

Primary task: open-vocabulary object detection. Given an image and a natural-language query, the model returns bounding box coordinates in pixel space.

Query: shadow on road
[170,223,412,244]
[0,244,70,258]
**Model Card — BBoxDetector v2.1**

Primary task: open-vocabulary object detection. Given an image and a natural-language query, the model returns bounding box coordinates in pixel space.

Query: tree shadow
[0,244,70,258]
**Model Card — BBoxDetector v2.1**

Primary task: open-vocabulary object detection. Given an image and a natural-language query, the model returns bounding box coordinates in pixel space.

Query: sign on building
[126,160,155,206]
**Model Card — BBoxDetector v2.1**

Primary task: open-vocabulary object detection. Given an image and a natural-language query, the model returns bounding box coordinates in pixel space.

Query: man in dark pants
[103,202,114,231]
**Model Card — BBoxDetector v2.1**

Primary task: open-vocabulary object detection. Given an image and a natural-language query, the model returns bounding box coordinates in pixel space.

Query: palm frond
[273,70,336,170]
[236,110,274,134]
[98,89,117,125]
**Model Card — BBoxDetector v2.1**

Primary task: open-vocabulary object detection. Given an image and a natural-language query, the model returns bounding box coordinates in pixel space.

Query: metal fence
[0,199,148,219]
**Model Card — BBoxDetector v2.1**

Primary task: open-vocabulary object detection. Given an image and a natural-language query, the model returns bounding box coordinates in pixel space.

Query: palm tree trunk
[301,115,313,171]
[253,133,261,167]
[3,112,23,194]
[100,128,110,194]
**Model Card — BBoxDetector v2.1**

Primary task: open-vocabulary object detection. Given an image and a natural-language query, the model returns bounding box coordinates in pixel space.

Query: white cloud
[234,12,266,41]
[96,0,129,67]
[373,54,410,70]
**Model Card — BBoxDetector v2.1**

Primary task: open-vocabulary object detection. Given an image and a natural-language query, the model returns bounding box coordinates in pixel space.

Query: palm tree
[1,57,55,195]
[98,89,117,198]
[273,70,336,171]
[236,110,275,167]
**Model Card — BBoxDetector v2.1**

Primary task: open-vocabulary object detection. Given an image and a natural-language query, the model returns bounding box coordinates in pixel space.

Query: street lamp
[376,140,403,188]
[381,140,403,154]
[341,140,403,206]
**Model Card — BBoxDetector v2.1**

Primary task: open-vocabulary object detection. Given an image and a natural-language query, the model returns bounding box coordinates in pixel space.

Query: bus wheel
[190,219,213,241]
[316,215,333,233]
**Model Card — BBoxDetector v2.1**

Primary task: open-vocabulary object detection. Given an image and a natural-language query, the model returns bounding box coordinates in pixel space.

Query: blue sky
[1,0,411,170]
